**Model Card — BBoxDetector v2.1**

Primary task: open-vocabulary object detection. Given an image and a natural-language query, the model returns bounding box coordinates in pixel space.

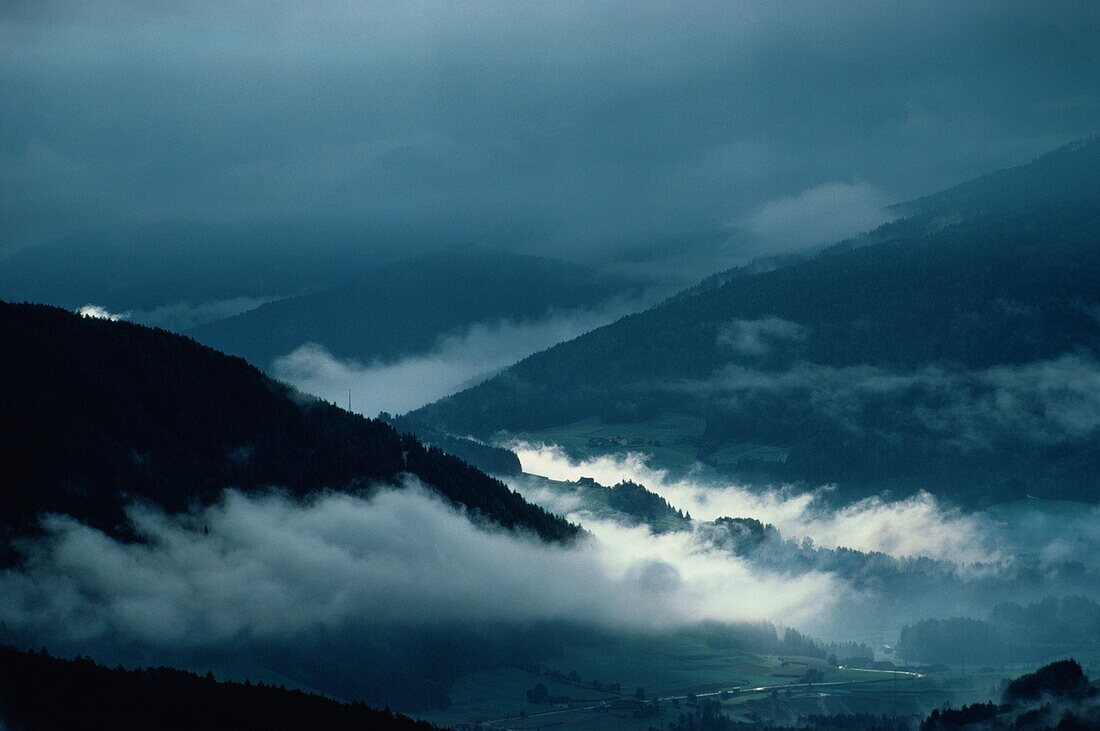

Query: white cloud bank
[0,482,837,648]
[737,181,896,255]
[77,304,130,321]
[511,444,999,565]
[716,317,806,356]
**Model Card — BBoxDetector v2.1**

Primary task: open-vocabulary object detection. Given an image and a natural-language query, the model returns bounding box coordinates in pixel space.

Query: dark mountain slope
[897,134,1100,220]
[0,645,441,731]
[0,301,577,546]
[188,247,637,367]
[0,219,391,315]
[413,139,1100,503]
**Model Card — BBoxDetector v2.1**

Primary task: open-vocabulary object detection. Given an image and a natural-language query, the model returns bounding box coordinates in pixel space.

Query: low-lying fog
[1,443,1095,707]
[272,297,651,415]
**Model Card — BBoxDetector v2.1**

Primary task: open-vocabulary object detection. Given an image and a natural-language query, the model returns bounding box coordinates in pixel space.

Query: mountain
[413,138,1100,504]
[0,220,405,321]
[0,301,577,552]
[895,135,1100,220]
[383,412,524,476]
[187,247,639,368]
[0,645,441,731]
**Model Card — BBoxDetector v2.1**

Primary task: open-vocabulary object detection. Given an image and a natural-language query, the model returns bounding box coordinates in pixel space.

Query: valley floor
[418,635,1072,729]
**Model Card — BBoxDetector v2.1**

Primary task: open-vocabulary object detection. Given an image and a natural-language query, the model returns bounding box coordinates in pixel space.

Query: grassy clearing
[417,634,1002,730]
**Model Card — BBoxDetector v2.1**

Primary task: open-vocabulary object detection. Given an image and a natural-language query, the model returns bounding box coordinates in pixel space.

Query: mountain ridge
[0,301,578,552]
[412,138,1100,503]
[187,246,641,368]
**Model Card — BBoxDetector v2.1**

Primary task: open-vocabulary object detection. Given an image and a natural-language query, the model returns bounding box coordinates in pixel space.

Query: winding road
[483,665,925,728]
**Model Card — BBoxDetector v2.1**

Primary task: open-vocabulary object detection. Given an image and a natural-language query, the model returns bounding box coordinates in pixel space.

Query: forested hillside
[0,302,577,549]
[189,248,637,367]
[0,645,441,731]
[414,139,1100,503]
[0,220,390,316]
[898,596,1100,665]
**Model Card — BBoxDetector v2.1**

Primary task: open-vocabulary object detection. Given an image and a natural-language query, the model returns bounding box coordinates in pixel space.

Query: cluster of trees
[667,701,914,731]
[704,517,783,555]
[897,618,1005,666]
[685,621,829,661]
[414,139,1100,504]
[0,301,578,561]
[534,667,624,696]
[898,596,1100,665]
[822,641,876,666]
[921,659,1098,730]
[0,645,440,731]
[602,480,690,526]
[563,476,692,532]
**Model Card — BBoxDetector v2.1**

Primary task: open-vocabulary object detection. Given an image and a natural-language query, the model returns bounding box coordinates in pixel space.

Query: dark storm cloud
[2,1,1098,277]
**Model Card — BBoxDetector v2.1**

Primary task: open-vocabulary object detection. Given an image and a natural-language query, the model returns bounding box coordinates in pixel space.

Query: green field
[418,634,1006,730]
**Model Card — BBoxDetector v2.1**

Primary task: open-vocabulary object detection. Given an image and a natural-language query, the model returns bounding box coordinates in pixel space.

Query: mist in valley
[3,2,1100,729]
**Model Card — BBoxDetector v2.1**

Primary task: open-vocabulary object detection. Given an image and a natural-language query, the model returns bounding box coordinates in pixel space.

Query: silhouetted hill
[0,645,441,731]
[414,139,1100,503]
[0,301,577,550]
[897,135,1100,221]
[188,247,638,367]
[0,219,402,317]
[383,412,523,476]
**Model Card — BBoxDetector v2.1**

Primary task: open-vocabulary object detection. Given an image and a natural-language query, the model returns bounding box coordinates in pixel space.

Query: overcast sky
[3,1,1098,277]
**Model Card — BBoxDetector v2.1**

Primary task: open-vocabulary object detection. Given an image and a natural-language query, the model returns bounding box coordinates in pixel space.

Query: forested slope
[189,247,636,367]
[415,139,1100,503]
[0,302,577,548]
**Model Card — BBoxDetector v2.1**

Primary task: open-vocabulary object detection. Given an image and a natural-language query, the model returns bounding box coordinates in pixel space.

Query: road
[483,666,925,727]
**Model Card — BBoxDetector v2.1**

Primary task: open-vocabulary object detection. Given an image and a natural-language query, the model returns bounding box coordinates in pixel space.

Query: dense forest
[189,247,638,366]
[897,596,1100,665]
[383,412,523,476]
[0,645,440,731]
[0,301,578,556]
[543,475,692,530]
[414,138,1100,504]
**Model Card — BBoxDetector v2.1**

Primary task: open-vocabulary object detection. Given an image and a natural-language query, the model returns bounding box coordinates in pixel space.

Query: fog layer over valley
[2,447,1095,708]
[271,295,653,415]
[513,445,1001,564]
[4,3,1100,727]
[413,140,1100,508]
[0,482,837,707]
[508,444,1100,637]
